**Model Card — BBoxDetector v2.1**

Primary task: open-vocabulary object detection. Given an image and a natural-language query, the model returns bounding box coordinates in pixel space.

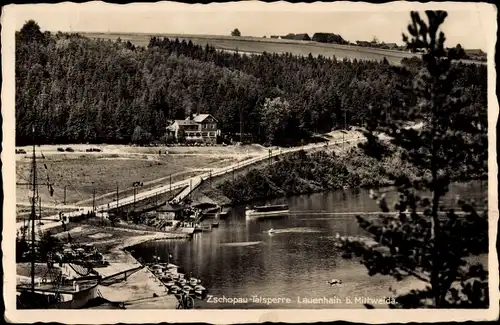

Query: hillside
[15,22,487,147]
[82,32,486,66]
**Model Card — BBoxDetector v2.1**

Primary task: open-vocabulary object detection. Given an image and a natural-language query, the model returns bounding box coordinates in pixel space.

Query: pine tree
[336,11,489,308]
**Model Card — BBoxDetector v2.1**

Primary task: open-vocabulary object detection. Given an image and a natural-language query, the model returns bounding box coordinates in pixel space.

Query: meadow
[15,149,249,207]
[82,32,485,66]
[83,32,417,65]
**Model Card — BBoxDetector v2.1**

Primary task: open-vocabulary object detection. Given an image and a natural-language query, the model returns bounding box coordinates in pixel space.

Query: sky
[5,1,496,51]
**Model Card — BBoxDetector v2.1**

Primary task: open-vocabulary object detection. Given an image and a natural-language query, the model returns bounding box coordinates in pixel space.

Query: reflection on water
[132,182,487,309]
[261,227,324,234]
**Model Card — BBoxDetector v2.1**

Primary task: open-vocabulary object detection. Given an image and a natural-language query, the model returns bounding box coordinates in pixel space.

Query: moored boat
[194,284,206,295]
[17,279,99,309]
[245,204,289,219]
[219,208,230,218]
[169,285,181,294]
[162,280,176,287]
[182,285,193,294]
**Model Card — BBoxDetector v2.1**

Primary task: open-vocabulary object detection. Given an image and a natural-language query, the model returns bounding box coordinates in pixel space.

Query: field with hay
[83,32,414,65]
[82,32,485,66]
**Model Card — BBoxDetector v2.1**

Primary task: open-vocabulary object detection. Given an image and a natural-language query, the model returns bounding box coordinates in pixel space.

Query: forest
[15,21,487,146]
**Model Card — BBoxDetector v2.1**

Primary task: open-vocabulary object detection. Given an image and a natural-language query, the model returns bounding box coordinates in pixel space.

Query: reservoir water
[131,181,488,309]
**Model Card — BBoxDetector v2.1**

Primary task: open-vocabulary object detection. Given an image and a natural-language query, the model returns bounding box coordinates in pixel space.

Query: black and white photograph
[2,1,498,323]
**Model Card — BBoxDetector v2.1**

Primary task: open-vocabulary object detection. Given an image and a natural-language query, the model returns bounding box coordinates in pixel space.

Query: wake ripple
[263,227,324,234]
[219,241,262,247]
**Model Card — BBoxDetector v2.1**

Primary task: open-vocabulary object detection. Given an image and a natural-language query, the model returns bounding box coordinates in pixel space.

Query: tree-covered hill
[15,21,487,146]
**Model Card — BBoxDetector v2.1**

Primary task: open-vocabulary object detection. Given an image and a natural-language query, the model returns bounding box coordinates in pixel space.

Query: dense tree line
[218,147,420,204]
[16,21,487,145]
[219,142,487,205]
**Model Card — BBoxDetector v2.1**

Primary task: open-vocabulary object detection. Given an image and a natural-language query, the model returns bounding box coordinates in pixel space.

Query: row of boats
[147,264,207,298]
[144,204,289,300]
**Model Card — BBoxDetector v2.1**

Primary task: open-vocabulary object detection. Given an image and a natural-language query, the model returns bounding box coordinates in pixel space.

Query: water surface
[132,182,487,309]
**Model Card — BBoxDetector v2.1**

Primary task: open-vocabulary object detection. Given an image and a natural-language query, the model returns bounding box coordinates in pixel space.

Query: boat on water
[268,228,275,234]
[219,207,230,219]
[245,204,289,219]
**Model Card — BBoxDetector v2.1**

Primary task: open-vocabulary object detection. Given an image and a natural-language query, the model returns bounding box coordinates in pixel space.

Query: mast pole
[31,124,36,292]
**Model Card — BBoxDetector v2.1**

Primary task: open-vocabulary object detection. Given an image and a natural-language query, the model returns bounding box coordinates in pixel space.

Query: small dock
[97,266,177,309]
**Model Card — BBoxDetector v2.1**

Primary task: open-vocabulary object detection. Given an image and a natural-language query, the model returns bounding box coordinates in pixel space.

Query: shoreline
[96,230,192,309]
[215,179,487,209]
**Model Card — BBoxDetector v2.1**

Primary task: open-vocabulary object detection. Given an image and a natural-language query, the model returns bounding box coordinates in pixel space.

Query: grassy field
[16,152,242,206]
[82,32,485,66]
[15,206,78,222]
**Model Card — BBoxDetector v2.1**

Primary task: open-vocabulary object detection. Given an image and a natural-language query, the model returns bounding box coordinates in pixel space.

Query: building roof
[175,120,199,126]
[464,49,484,54]
[190,193,219,208]
[190,114,218,123]
[157,202,186,212]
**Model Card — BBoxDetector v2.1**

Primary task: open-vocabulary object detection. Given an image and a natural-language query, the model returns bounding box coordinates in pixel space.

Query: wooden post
[133,186,136,212]
[38,197,41,220]
[343,109,346,149]
[92,188,96,212]
[239,108,243,143]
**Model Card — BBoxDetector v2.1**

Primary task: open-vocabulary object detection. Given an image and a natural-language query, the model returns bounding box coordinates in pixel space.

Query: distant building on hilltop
[166,113,220,144]
[385,43,398,50]
[356,40,371,47]
[294,33,311,41]
[312,33,347,45]
[464,49,485,56]
[281,33,296,40]
[356,40,401,51]
[279,33,311,41]
[462,49,486,61]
